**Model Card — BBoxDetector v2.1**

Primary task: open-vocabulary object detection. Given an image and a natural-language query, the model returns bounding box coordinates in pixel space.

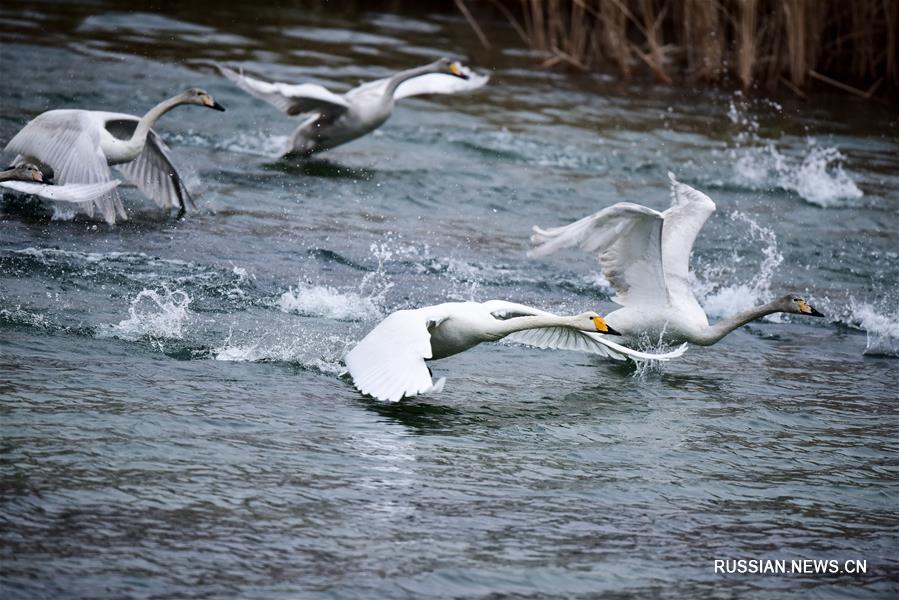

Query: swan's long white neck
[383,63,441,98]
[693,300,782,345]
[116,95,185,162]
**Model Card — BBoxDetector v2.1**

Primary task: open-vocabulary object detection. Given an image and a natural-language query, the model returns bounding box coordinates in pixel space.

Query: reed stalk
[463,0,897,98]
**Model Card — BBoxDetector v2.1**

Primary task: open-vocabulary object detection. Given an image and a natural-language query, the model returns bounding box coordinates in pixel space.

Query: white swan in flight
[3,88,225,225]
[345,300,688,402]
[1,163,119,206]
[218,58,488,156]
[530,173,824,346]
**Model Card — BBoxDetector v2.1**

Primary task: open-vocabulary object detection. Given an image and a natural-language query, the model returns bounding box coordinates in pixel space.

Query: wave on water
[848,301,899,357]
[98,286,192,350]
[725,96,863,207]
[693,211,784,321]
[14,247,188,265]
[164,130,290,158]
[456,128,602,171]
[0,306,53,330]
[221,133,291,157]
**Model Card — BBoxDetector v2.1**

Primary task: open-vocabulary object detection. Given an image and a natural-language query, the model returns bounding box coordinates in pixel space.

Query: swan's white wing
[504,328,687,362]
[349,66,489,102]
[481,300,686,362]
[661,173,717,305]
[345,307,448,402]
[104,116,191,211]
[217,65,349,117]
[0,180,119,203]
[530,203,667,306]
[482,300,623,358]
[395,67,489,100]
[4,109,123,223]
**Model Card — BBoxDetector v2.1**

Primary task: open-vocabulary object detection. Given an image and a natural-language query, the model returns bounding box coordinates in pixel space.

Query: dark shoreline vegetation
[456,0,898,102]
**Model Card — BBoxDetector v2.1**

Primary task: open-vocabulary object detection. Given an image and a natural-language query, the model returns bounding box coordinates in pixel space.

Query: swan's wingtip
[667,171,678,184]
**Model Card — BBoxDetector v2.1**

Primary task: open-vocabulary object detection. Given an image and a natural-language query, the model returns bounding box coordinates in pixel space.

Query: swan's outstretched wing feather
[0,180,119,203]
[4,110,123,223]
[661,173,716,304]
[530,203,667,306]
[104,117,191,211]
[346,64,488,103]
[482,300,686,362]
[218,65,349,117]
[395,67,489,100]
[345,308,447,402]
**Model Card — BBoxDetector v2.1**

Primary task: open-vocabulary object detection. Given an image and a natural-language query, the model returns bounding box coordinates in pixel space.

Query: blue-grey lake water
[1,2,897,598]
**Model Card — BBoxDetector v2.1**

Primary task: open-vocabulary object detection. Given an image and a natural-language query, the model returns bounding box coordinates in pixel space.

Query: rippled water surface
[2,2,898,598]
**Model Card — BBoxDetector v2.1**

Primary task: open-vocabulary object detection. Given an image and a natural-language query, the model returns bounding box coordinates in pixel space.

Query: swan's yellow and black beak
[797,299,824,317]
[448,61,469,80]
[202,94,226,112]
[592,316,621,335]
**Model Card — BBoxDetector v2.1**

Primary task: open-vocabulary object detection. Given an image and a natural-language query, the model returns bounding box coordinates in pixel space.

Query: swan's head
[576,311,621,335]
[780,294,824,317]
[180,88,226,111]
[6,163,43,182]
[434,57,470,80]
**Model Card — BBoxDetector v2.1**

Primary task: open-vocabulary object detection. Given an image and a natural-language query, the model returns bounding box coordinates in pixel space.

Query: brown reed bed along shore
[457,0,897,101]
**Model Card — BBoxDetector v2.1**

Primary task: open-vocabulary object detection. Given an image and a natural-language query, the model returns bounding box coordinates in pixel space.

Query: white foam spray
[726,96,863,207]
[99,286,192,350]
[848,301,899,357]
[693,211,784,321]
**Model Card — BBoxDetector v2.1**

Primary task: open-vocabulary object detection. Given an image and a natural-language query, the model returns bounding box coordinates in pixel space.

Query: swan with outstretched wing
[345,299,687,402]
[2,88,225,224]
[218,58,488,156]
[530,173,824,346]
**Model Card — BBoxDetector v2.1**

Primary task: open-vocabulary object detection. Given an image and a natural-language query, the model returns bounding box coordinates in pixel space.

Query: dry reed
[460,0,897,98]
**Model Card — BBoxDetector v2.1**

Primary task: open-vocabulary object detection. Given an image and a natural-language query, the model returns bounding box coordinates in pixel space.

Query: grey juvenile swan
[3,88,225,224]
[0,162,119,207]
[530,174,824,346]
[218,58,488,156]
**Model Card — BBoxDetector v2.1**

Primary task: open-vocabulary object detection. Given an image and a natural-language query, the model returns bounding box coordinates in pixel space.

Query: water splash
[732,141,863,207]
[99,286,192,350]
[213,327,353,375]
[726,96,863,207]
[693,211,783,320]
[277,283,384,321]
[277,242,399,320]
[848,301,899,357]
